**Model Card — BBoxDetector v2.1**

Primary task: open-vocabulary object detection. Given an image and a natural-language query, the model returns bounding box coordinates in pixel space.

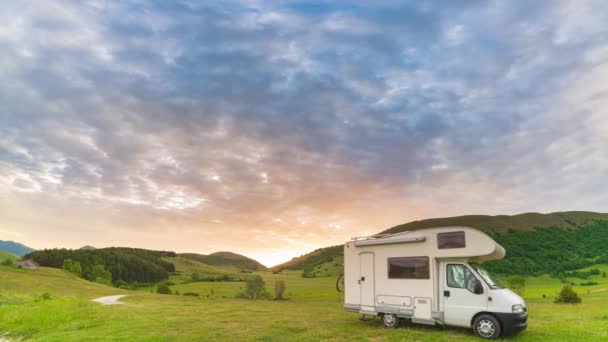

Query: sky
[1,1,607,267]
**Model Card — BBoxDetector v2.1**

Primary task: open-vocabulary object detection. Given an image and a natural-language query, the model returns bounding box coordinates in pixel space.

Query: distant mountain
[80,245,97,250]
[272,211,608,277]
[179,251,267,271]
[0,240,35,256]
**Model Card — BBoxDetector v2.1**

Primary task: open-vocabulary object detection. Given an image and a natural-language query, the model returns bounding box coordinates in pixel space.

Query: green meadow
[1,263,608,341]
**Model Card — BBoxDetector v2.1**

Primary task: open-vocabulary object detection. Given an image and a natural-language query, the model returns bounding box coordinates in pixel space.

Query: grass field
[1,264,608,341]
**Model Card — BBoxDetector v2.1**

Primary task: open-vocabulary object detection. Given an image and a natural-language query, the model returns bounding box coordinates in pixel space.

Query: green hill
[0,250,18,264]
[25,247,177,284]
[271,245,342,277]
[273,211,608,277]
[381,211,608,235]
[179,251,267,271]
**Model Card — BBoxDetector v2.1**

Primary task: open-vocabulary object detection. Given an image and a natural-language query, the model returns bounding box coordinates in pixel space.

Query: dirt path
[92,295,128,305]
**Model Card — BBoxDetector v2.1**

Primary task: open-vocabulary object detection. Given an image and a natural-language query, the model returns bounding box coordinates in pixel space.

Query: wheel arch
[471,311,502,329]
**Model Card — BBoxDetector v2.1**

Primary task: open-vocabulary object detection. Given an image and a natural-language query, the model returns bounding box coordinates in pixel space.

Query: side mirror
[473,279,484,294]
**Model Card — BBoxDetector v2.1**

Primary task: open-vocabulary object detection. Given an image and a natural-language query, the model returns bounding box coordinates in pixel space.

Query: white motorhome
[343,226,527,339]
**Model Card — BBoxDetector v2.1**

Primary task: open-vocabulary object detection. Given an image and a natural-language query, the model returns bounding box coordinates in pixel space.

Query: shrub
[37,292,51,301]
[554,285,582,304]
[274,280,287,300]
[91,265,112,285]
[237,275,270,299]
[1,259,15,267]
[505,275,526,295]
[183,292,200,297]
[156,283,171,295]
[62,259,82,277]
[580,281,598,286]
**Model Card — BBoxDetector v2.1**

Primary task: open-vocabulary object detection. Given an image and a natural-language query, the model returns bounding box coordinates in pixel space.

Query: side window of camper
[437,231,465,249]
[447,264,477,292]
[387,257,430,279]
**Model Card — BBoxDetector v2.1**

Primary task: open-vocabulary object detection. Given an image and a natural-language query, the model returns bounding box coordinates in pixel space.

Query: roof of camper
[350,226,505,261]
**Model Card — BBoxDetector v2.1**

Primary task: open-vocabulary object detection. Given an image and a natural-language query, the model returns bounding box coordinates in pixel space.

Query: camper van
[343,226,527,339]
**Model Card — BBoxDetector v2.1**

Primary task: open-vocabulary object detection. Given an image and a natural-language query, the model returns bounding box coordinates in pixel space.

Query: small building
[16,259,39,270]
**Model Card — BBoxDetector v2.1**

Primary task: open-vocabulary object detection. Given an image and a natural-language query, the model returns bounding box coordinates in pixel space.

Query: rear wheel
[381,313,400,328]
[473,314,501,339]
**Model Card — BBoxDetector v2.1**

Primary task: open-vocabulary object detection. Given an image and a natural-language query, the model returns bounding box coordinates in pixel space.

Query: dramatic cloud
[1,0,607,265]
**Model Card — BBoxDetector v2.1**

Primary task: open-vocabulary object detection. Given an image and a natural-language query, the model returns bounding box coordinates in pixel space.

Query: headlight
[512,304,525,313]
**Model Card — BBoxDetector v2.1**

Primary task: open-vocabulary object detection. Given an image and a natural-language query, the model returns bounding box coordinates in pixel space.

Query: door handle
[444,290,450,297]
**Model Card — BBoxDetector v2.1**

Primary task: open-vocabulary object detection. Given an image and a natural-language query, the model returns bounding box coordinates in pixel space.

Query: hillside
[381,211,608,235]
[25,247,176,284]
[273,211,608,277]
[0,240,35,256]
[271,245,342,277]
[179,251,267,271]
[0,250,18,263]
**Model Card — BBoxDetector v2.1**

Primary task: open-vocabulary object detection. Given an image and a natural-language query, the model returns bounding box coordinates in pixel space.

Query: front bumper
[495,311,528,336]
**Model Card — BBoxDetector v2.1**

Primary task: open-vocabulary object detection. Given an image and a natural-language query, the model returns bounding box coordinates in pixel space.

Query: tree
[274,280,287,300]
[157,282,171,294]
[62,259,82,277]
[554,285,582,304]
[191,272,201,282]
[238,275,269,299]
[91,264,112,285]
[505,275,526,295]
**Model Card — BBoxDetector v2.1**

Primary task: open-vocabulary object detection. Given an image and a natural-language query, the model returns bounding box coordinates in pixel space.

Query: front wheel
[473,314,501,339]
[381,313,400,328]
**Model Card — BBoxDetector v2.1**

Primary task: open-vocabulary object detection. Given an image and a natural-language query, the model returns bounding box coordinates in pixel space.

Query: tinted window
[437,231,465,249]
[388,257,430,279]
[447,264,478,292]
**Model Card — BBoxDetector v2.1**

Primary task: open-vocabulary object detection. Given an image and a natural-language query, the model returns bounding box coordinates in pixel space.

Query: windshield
[470,263,503,289]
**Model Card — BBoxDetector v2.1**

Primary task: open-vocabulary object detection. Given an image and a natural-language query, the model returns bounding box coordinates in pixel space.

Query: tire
[336,275,344,293]
[473,314,501,339]
[381,313,400,328]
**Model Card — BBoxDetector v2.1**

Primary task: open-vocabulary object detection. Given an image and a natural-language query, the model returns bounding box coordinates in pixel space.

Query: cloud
[0,0,607,265]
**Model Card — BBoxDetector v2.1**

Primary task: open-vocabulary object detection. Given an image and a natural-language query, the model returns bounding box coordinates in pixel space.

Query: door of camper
[440,262,487,327]
[359,252,375,310]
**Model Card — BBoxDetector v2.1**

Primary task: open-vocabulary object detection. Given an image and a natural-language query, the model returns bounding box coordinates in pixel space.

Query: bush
[237,275,271,299]
[91,265,112,285]
[580,281,598,286]
[183,292,200,297]
[274,280,287,300]
[37,292,52,301]
[505,275,526,295]
[1,259,15,267]
[554,285,582,304]
[62,259,82,277]
[156,283,171,295]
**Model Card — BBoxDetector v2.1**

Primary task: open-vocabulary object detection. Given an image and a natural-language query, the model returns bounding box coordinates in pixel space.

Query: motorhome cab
[343,227,527,339]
